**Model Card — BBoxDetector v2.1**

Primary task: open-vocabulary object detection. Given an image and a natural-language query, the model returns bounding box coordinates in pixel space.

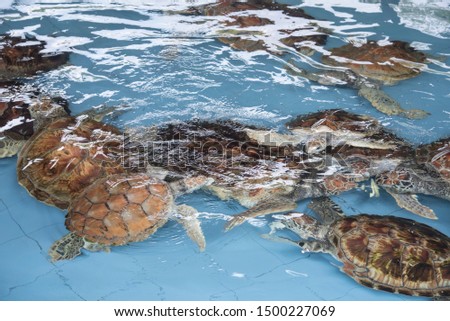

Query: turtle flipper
[224,198,297,232]
[0,138,24,158]
[384,188,438,219]
[48,232,84,262]
[358,86,429,119]
[175,204,206,252]
[308,197,345,224]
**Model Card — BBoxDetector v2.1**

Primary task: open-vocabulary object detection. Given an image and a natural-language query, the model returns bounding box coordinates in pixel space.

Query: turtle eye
[298,241,305,247]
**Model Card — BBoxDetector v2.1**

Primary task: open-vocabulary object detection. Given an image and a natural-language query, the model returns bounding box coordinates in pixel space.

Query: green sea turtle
[177,0,328,55]
[0,81,70,158]
[263,197,450,298]
[49,173,213,261]
[17,111,126,209]
[415,137,450,182]
[137,110,415,231]
[0,34,69,81]
[286,40,431,119]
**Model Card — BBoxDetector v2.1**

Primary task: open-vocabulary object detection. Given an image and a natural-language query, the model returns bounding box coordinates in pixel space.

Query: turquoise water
[0,0,449,300]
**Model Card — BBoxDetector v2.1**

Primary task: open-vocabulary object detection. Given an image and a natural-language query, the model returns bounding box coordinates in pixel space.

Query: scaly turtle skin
[17,116,125,209]
[263,197,450,298]
[0,81,70,158]
[286,40,431,119]
[180,0,327,55]
[0,34,69,81]
[415,137,450,182]
[49,173,212,261]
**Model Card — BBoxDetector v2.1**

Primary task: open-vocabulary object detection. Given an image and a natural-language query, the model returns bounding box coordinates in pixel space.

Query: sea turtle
[263,197,450,298]
[48,172,213,261]
[374,137,450,219]
[0,81,69,158]
[286,40,431,119]
[0,34,69,81]
[136,110,416,231]
[415,137,450,182]
[17,110,127,209]
[178,0,328,55]
[375,164,450,220]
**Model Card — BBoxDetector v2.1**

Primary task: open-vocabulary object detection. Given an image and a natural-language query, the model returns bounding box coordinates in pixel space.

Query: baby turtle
[0,34,69,81]
[17,111,126,209]
[286,40,431,119]
[49,173,212,261]
[263,197,450,298]
[0,81,69,158]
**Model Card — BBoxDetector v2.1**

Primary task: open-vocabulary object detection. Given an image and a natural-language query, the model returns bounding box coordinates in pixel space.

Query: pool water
[0,0,449,300]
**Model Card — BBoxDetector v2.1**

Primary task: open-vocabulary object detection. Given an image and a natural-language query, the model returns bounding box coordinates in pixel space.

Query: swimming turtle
[0,34,69,81]
[178,0,328,55]
[374,137,450,219]
[263,197,450,298]
[286,40,431,119]
[138,110,415,231]
[17,107,126,209]
[415,137,450,182]
[48,173,213,261]
[0,81,69,158]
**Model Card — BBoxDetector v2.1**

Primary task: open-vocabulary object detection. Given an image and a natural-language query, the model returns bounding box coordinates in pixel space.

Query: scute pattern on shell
[17,117,125,209]
[331,214,450,297]
[66,173,173,246]
[322,41,427,84]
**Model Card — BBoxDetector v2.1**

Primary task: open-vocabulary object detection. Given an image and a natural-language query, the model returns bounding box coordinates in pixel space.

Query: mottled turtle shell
[286,109,381,134]
[0,35,69,81]
[415,137,450,181]
[327,214,450,297]
[66,173,174,246]
[0,81,69,141]
[17,116,125,209]
[322,41,427,85]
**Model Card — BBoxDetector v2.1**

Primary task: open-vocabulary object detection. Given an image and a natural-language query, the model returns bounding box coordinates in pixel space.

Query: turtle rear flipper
[384,188,437,219]
[48,232,84,262]
[358,86,429,119]
[224,197,298,232]
[175,204,205,252]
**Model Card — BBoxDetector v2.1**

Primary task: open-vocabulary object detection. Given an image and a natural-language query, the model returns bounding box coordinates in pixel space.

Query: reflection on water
[0,0,449,301]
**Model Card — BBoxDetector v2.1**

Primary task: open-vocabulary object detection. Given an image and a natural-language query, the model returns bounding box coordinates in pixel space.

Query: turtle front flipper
[358,86,429,119]
[175,204,206,252]
[48,232,85,262]
[224,198,297,232]
[384,188,438,219]
[0,138,24,158]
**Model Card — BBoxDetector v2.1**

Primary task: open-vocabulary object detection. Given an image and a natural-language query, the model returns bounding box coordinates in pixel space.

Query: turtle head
[29,96,70,132]
[272,212,327,241]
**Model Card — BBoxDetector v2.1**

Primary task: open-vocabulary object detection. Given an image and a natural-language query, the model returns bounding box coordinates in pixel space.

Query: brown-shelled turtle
[286,40,432,119]
[0,81,69,158]
[49,173,213,261]
[136,109,417,231]
[0,34,69,81]
[263,197,450,298]
[17,107,126,209]
[177,0,328,55]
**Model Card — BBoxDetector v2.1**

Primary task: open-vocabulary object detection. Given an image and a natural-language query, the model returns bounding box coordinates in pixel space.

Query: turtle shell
[415,137,450,181]
[321,41,427,85]
[17,116,125,209]
[0,35,69,81]
[66,173,174,246]
[329,214,450,297]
